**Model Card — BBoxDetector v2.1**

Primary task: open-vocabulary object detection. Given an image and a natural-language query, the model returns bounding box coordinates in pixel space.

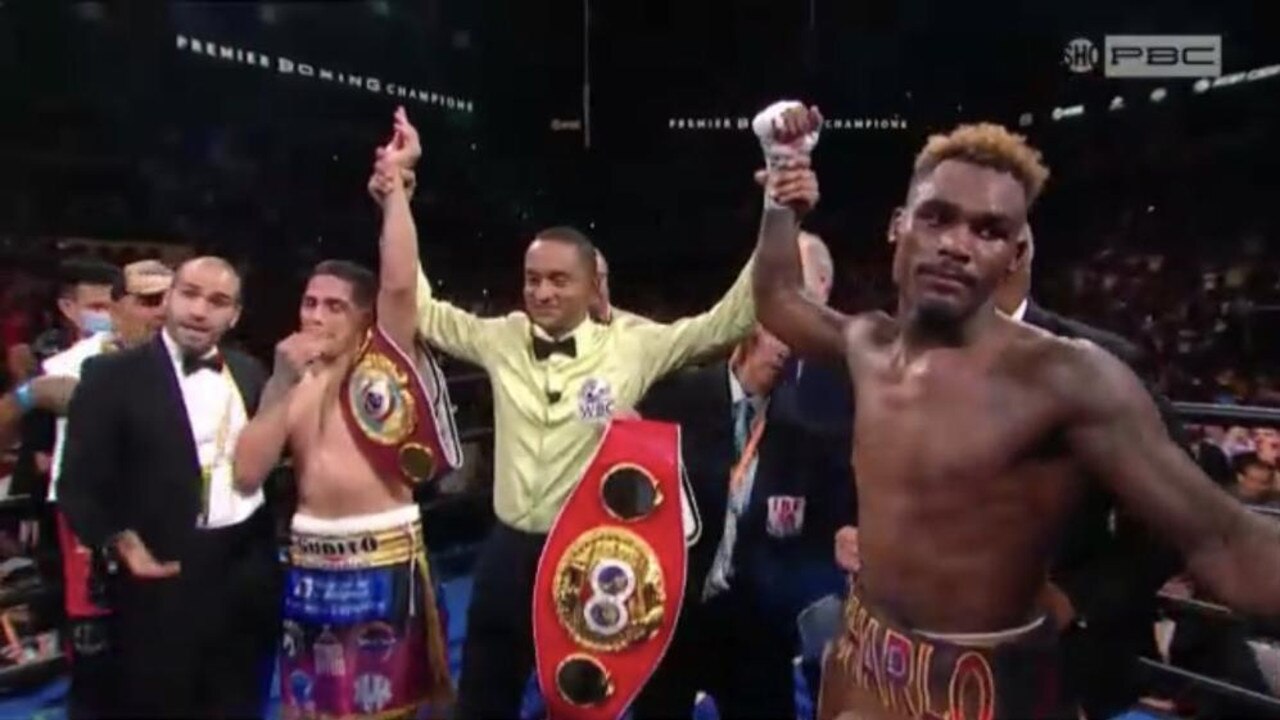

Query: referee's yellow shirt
[415,258,755,533]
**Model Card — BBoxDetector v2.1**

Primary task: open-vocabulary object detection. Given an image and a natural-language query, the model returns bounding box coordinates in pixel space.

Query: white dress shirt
[43,332,114,502]
[703,368,768,600]
[161,330,262,528]
[1009,298,1029,323]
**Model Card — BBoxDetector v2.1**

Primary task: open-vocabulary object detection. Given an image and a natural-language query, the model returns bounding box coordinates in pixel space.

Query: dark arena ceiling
[0,0,1275,280]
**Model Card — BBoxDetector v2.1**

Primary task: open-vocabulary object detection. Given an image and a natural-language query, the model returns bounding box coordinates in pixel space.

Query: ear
[1011,223,1035,273]
[887,207,905,245]
[230,307,242,330]
[56,296,76,324]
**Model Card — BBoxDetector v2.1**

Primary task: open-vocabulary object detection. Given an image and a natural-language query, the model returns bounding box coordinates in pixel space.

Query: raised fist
[273,332,324,381]
[752,101,823,167]
[383,106,421,170]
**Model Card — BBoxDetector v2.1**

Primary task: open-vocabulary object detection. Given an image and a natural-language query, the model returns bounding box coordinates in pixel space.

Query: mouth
[179,323,211,335]
[916,264,974,291]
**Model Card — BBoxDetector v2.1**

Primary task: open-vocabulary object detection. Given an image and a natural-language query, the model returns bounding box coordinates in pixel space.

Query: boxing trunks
[533,420,699,720]
[818,584,1070,720]
[281,506,453,719]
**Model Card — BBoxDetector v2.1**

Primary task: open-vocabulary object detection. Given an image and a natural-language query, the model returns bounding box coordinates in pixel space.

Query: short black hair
[58,258,123,299]
[534,226,598,274]
[311,259,377,311]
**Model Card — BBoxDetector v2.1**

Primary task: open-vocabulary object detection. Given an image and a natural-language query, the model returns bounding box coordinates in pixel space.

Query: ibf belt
[533,420,692,720]
[339,325,463,486]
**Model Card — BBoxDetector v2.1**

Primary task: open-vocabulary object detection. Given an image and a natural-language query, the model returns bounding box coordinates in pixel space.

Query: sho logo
[1063,37,1098,73]
[1064,35,1222,78]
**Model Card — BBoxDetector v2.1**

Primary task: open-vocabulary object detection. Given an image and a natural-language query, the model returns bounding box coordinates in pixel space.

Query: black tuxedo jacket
[59,337,267,559]
[639,361,853,624]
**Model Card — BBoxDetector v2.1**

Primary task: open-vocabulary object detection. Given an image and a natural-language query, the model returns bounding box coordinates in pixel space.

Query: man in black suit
[59,256,280,719]
[632,321,853,720]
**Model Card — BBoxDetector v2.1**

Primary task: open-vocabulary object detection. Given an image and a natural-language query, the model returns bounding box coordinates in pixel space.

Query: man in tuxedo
[59,256,280,719]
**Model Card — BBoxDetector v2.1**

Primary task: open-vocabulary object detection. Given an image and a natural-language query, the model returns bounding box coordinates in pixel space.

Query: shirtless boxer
[234,108,457,719]
[750,103,1280,720]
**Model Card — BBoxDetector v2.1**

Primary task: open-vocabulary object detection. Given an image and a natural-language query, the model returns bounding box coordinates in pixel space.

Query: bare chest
[288,375,408,513]
[852,357,1065,497]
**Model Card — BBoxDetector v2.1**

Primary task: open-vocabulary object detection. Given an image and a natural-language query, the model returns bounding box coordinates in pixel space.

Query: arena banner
[174,34,475,115]
[666,115,908,132]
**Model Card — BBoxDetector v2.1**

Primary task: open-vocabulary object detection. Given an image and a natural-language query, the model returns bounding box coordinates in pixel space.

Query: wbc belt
[533,420,693,720]
[339,325,464,485]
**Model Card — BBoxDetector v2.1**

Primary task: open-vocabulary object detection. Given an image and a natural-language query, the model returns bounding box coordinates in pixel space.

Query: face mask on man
[80,309,114,335]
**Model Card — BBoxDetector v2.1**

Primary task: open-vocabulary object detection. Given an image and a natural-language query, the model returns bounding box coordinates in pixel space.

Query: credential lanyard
[727,410,767,501]
[199,366,240,527]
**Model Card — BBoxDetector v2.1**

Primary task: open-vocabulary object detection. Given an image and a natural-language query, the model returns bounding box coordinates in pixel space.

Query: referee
[414,220,766,717]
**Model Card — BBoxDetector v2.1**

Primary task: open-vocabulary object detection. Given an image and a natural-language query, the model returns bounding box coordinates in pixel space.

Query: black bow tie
[182,353,224,376]
[532,335,576,361]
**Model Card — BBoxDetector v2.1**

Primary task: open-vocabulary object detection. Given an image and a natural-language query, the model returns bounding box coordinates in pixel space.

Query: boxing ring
[424,383,1280,718]
[1,381,1277,720]
[1136,402,1280,716]
[431,391,1280,718]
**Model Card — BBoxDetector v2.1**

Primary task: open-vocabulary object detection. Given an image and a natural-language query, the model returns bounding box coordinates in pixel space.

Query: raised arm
[1062,341,1280,617]
[371,110,421,354]
[371,106,504,363]
[752,104,850,362]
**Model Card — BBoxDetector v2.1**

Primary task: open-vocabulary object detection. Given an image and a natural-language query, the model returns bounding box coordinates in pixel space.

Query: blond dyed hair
[913,123,1050,206]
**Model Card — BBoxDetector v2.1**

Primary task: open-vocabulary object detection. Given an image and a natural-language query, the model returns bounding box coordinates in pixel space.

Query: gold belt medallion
[551,527,666,653]
[348,350,417,445]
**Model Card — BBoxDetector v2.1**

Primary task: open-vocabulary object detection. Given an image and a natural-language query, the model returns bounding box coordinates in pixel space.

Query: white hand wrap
[752,100,821,209]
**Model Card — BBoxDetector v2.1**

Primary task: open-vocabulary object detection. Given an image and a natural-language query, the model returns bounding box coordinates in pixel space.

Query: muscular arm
[752,206,849,363]
[376,170,418,354]
[233,379,296,495]
[1063,342,1280,616]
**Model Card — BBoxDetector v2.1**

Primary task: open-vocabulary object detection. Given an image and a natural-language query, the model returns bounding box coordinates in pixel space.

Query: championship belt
[533,420,697,720]
[339,325,463,485]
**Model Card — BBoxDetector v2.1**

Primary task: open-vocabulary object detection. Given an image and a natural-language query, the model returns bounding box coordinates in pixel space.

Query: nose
[936,227,974,262]
[187,298,209,321]
[532,282,556,304]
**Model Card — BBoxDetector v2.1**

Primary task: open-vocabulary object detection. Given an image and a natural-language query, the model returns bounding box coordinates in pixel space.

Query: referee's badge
[577,377,616,423]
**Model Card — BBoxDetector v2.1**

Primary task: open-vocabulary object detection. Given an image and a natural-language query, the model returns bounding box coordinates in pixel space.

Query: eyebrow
[918,198,1018,224]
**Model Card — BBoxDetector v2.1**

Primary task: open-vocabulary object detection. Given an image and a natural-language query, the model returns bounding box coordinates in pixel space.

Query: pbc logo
[1063,35,1221,78]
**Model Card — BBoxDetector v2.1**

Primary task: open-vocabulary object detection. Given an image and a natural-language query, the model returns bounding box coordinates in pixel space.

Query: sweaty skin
[753,109,1280,636]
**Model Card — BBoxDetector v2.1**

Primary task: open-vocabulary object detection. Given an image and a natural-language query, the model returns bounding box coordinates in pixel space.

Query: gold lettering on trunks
[882,628,927,715]
[947,651,995,720]
[832,593,999,720]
